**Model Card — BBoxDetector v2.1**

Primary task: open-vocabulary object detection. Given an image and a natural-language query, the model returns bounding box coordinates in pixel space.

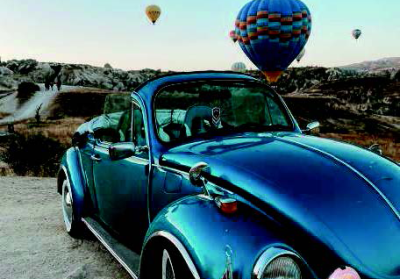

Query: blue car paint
[145,194,320,279]
[158,132,400,278]
[59,72,400,279]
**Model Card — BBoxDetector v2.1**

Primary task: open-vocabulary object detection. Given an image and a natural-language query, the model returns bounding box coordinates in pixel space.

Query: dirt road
[0,177,131,279]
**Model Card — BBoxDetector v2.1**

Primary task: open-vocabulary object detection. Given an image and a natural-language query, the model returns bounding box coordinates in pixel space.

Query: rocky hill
[0,59,171,93]
[0,58,399,171]
[340,57,400,74]
[1,58,399,129]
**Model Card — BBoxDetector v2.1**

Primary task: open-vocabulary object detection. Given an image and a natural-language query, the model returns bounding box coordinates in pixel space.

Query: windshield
[154,81,293,144]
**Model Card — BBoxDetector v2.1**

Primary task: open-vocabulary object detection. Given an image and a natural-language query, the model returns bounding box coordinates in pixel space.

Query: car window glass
[132,103,148,159]
[155,82,292,144]
[92,93,132,144]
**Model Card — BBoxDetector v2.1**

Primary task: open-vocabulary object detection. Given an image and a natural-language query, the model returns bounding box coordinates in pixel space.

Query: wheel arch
[58,147,87,221]
[140,230,201,279]
[140,195,299,279]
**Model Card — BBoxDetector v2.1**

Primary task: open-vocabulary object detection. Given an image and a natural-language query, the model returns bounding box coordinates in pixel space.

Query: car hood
[160,133,400,278]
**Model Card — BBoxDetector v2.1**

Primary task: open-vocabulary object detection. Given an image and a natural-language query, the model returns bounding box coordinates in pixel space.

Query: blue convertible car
[58,72,400,279]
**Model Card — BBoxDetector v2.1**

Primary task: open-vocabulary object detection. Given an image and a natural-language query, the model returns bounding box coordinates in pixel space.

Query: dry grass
[321,133,400,162]
[14,117,86,145]
[11,118,400,162]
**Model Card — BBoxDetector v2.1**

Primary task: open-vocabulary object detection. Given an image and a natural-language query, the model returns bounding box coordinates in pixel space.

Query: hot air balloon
[146,5,161,24]
[296,48,306,62]
[352,29,362,40]
[229,30,238,43]
[235,0,312,83]
[231,62,247,72]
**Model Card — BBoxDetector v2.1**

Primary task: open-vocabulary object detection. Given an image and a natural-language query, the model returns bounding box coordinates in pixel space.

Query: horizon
[1,0,399,71]
[2,56,400,72]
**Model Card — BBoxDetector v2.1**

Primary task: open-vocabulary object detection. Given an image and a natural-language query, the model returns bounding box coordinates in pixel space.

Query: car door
[92,100,150,244]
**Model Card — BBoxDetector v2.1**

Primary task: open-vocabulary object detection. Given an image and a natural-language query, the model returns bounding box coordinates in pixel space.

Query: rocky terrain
[0,58,399,174]
[0,59,170,93]
[341,57,400,74]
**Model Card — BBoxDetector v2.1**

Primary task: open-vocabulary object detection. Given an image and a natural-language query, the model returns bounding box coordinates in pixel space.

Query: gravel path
[0,177,131,279]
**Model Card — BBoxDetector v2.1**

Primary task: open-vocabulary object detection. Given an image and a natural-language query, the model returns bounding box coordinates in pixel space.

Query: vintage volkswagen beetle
[58,72,400,279]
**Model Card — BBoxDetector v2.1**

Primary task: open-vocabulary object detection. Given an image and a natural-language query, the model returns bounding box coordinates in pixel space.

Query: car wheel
[162,248,177,279]
[61,179,83,237]
[142,241,194,279]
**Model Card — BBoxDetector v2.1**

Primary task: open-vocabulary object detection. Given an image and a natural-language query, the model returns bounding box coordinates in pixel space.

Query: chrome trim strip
[144,231,201,279]
[280,137,400,221]
[81,218,139,279]
[127,156,150,165]
[252,247,299,279]
[131,95,153,226]
[153,164,190,180]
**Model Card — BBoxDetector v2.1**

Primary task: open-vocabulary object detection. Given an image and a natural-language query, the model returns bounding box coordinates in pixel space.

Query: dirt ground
[0,177,131,279]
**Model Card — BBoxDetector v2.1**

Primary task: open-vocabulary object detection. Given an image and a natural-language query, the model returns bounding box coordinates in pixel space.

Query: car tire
[142,241,195,279]
[61,178,84,238]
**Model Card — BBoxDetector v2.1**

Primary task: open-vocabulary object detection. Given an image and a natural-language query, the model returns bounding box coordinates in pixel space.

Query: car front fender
[58,147,86,221]
[142,194,301,279]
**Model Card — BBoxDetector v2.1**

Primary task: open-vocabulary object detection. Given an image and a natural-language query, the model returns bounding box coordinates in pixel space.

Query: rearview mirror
[109,143,136,161]
[303,121,320,135]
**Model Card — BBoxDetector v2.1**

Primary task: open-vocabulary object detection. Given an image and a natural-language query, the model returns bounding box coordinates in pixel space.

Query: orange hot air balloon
[146,5,161,24]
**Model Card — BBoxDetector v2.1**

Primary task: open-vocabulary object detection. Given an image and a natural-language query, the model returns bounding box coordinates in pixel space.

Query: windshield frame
[152,79,296,147]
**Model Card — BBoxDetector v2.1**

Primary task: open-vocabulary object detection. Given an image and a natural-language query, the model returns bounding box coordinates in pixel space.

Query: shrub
[0,133,67,177]
[17,81,40,105]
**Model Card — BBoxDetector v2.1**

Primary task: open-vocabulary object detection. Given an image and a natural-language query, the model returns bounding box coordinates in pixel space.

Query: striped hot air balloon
[231,62,247,72]
[352,29,362,40]
[235,0,312,83]
[229,30,238,43]
[146,5,161,24]
[296,48,306,62]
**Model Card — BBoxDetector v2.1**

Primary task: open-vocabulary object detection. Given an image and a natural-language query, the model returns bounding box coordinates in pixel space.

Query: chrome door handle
[91,154,102,162]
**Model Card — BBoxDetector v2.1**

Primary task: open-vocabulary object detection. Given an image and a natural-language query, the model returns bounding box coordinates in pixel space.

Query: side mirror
[189,162,208,187]
[303,121,320,135]
[109,143,136,161]
[369,144,383,156]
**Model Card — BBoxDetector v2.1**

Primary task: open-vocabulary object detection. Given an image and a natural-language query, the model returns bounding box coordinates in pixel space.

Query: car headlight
[262,256,302,279]
[253,248,304,279]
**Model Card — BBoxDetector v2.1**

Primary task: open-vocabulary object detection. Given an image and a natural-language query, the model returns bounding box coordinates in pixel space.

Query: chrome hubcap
[61,180,73,232]
[162,249,176,279]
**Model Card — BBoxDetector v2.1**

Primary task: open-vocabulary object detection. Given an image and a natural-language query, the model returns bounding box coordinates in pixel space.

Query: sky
[0,0,399,71]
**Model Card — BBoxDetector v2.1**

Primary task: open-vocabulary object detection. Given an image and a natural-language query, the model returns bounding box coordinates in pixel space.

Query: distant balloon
[231,62,247,72]
[229,30,238,43]
[296,48,306,63]
[235,0,312,83]
[352,29,362,40]
[146,5,161,24]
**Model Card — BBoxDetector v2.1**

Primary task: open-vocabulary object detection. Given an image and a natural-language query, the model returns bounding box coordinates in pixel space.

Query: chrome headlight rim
[252,247,312,279]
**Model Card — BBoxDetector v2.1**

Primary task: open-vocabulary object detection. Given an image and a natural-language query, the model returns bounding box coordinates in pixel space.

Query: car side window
[132,102,148,159]
[92,93,132,144]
